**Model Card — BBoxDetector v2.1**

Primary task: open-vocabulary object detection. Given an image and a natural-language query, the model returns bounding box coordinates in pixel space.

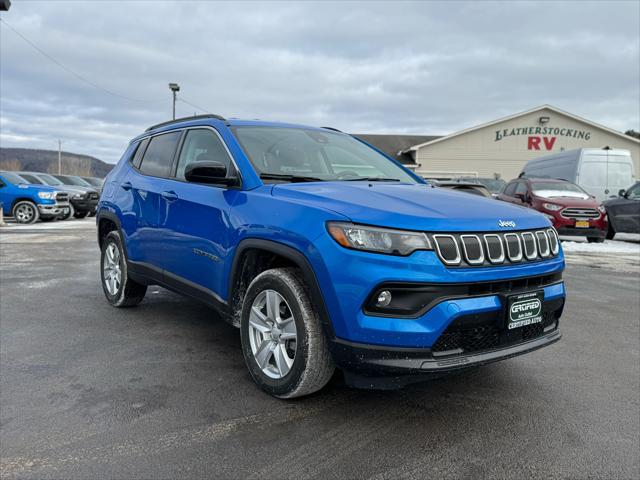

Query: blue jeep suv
[97,114,565,398]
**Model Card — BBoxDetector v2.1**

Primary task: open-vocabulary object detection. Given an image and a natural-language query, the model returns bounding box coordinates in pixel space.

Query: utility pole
[168,83,180,119]
[58,139,62,174]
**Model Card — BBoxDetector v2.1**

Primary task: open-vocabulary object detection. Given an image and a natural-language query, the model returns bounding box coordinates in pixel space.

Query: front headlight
[327,222,432,256]
[598,205,606,213]
[543,203,562,211]
[73,193,83,199]
[37,191,55,199]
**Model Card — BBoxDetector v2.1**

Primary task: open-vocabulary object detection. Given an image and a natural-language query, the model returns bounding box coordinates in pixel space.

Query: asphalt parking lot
[1,220,639,479]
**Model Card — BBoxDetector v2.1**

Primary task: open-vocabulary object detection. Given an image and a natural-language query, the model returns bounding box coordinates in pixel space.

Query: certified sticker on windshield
[507,291,543,330]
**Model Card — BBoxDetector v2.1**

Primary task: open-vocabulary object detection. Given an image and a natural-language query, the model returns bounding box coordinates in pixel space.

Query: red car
[498,178,607,243]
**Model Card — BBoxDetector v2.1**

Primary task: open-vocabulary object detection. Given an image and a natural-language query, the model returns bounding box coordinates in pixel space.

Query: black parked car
[432,180,492,198]
[603,182,640,239]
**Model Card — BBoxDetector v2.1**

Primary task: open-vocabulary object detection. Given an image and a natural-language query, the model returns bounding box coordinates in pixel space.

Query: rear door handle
[120,181,132,191]
[161,190,178,201]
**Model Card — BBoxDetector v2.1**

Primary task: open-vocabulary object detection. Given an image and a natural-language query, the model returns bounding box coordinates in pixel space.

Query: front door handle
[161,190,178,201]
[120,181,132,191]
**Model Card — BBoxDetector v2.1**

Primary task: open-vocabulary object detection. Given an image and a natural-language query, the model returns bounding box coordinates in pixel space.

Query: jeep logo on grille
[510,298,542,321]
[498,220,516,228]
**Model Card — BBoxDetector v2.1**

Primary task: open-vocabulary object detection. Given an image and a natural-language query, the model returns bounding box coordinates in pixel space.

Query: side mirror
[618,189,626,197]
[184,161,238,186]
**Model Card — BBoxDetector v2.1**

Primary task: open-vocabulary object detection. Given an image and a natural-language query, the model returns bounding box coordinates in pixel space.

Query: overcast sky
[1,0,639,163]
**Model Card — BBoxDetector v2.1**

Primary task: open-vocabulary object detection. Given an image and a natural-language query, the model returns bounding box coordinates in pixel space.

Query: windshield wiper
[344,177,401,182]
[260,173,325,183]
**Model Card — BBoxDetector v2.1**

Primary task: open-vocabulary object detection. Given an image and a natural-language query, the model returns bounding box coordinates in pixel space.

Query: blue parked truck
[97,115,566,398]
[0,171,70,224]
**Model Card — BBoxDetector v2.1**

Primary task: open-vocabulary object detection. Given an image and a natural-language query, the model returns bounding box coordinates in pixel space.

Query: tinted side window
[175,129,233,180]
[131,138,150,169]
[504,182,517,196]
[515,182,528,195]
[628,185,640,200]
[139,132,181,178]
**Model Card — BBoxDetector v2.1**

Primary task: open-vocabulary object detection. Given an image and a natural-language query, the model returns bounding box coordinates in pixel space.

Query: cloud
[1,0,638,163]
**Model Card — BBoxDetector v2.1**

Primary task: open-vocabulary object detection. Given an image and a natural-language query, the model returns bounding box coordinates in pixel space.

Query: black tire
[88,210,97,218]
[587,237,605,243]
[240,268,334,398]
[12,201,39,224]
[606,224,615,240]
[100,230,147,307]
[59,204,74,220]
[74,210,89,219]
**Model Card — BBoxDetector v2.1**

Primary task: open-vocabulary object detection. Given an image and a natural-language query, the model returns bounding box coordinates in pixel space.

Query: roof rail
[321,126,343,133]
[146,114,226,132]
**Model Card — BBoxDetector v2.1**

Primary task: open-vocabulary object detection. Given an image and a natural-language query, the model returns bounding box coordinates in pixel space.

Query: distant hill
[0,148,113,178]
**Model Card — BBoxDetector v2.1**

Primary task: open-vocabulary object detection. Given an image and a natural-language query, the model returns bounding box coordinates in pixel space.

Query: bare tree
[0,159,22,171]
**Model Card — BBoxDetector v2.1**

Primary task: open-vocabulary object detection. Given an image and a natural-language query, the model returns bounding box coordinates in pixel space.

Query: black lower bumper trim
[331,330,561,388]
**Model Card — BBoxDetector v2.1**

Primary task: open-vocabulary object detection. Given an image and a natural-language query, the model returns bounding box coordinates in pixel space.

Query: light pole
[58,139,62,174]
[169,83,180,119]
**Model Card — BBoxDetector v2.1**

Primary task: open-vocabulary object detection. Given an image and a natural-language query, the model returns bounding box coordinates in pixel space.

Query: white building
[394,105,639,182]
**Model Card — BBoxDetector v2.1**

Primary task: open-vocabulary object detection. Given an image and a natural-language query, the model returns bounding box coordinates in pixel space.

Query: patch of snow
[561,239,640,254]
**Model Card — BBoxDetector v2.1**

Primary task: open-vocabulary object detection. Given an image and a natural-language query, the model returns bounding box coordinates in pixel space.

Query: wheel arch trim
[229,238,336,338]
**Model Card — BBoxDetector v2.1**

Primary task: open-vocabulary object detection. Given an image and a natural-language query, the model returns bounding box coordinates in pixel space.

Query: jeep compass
[96,114,565,398]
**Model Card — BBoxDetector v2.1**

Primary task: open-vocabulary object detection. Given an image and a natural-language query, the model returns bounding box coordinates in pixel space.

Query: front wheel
[606,224,615,240]
[240,268,334,398]
[12,201,39,224]
[101,230,147,307]
[587,237,605,243]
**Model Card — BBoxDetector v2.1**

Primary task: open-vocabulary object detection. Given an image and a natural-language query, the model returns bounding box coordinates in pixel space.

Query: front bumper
[556,226,605,238]
[38,203,70,216]
[550,214,607,238]
[71,198,99,213]
[333,329,561,388]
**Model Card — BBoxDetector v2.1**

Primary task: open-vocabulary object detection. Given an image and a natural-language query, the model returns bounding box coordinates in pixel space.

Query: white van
[520,148,635,202]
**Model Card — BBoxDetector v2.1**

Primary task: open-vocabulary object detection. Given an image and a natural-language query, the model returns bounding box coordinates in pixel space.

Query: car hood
[54,185,94,194]
[271,182,549,231]
[14,183,58,193]
[532,194,599,207]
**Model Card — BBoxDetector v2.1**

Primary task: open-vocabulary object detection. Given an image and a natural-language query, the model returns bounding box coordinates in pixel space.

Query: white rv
[520,148,635,202]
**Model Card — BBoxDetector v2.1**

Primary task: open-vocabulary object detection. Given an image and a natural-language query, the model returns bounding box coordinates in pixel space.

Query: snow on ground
[0,218,96,230]
[560,238,640,255]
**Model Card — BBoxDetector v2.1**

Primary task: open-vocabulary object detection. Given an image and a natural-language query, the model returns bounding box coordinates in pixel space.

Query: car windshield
[82,177,103,187]
[231,126,418,184]
[0,171,29,185]
[467,178,506,193]
[37,173,64,186]
[19,173,45,185]
[54,175,92,187]
[532,181,589,198]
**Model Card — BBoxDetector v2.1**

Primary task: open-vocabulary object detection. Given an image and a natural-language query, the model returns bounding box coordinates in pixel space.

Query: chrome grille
[89,192,99,199]
[431,229,559,267]
[536,231,550,257]
[460,235,484,265]
[561,208,599,219]
[504,233,522,262]
[55,192,69,202]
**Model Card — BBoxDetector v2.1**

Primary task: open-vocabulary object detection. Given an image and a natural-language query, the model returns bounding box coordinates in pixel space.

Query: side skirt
[128,260,236,326]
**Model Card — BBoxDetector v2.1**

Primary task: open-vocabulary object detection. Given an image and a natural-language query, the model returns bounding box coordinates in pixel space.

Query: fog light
[376,290,392,307]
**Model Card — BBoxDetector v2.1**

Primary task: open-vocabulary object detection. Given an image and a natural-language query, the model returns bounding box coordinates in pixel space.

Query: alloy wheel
[103,242,122,296]
[15,204,35,223]
[248,289,298,379]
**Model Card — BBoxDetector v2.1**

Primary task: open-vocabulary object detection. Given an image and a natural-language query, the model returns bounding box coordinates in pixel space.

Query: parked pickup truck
[97,115,566,398]
[0,171,70,224]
